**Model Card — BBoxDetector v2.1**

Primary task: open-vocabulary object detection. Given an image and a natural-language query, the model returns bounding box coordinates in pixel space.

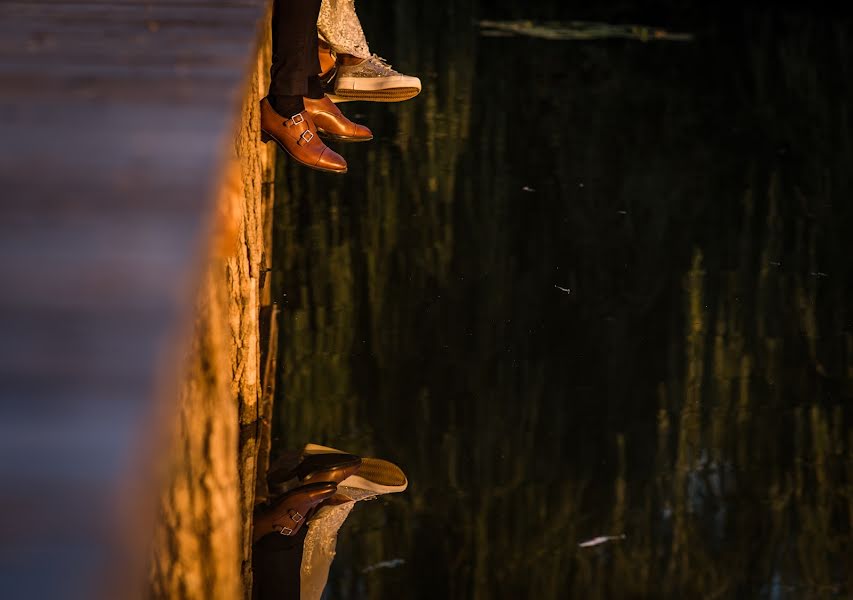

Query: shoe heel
[260,131,272,143]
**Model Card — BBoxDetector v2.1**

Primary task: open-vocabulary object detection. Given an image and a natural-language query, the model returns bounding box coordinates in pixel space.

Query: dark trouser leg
[252,525,308,600]
[269,0,323,114]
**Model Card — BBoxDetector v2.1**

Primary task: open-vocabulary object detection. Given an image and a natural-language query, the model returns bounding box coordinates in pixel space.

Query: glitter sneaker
[330,54,422,103]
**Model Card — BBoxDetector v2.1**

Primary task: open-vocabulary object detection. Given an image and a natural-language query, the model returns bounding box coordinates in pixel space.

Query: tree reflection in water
[272,3,851,598]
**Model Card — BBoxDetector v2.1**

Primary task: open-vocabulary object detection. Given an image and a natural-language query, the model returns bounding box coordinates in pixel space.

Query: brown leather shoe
[260,98,347,174]
[303,95,373,142]
[267,452,362,496]
[253,481,337,542]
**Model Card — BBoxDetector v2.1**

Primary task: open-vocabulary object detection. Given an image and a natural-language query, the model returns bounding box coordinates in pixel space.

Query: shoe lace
[369,54,396,74]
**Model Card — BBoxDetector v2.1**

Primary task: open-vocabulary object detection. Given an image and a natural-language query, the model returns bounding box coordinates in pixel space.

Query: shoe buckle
[289,113,304,125]
[299,130,314,145]
[277,525,294,536]
[288,509,303,522]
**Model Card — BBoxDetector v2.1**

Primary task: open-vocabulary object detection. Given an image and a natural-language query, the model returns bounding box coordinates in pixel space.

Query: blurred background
[271,0,852,597]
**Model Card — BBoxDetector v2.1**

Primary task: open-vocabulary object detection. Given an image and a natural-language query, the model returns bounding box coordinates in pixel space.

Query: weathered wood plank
[0,0,269,597]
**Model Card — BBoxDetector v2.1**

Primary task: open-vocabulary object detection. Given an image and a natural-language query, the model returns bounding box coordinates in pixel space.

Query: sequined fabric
[317,0,371,58]
[299,486,379,599]
[299,502,356,600]
[338,484,380,501]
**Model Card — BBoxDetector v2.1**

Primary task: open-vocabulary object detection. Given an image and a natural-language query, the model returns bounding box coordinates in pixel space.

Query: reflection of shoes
[304,443,408,497]
[303,95,373,142]
[299,445,408,599]
[331,54,421,103]
[268,452,362,496]
[253,481,337,542]
[259,98,347,174]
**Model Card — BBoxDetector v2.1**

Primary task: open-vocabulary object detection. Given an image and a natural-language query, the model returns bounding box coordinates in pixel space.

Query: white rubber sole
[330,75,422,103]
[304,443,345,454]
[334,75,422,92]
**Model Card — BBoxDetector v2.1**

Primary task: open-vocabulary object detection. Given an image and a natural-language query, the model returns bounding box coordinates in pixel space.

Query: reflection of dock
[0,1,269,597]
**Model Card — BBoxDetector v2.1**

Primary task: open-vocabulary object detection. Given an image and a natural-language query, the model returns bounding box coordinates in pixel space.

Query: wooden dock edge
[148,8,278,599]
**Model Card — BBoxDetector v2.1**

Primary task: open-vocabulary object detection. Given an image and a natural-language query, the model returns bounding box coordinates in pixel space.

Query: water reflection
[272,3,852,598]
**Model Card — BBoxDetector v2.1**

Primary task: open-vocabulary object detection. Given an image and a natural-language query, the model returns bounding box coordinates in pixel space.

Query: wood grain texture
[148,8,277,599]
[0,1,272,598]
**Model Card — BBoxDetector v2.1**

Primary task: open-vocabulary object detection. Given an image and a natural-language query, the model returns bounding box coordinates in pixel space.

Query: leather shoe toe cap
[353,123,373,140]
[316,146,348,173]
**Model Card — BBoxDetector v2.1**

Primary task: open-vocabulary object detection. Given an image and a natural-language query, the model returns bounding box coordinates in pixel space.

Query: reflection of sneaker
[330,54,422,103]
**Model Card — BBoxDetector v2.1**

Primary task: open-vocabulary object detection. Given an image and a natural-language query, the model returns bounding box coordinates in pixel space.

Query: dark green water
[272,3,852,598]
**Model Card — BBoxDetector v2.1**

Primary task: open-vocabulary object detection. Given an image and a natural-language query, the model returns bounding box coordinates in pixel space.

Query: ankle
[305,75,325,100]
[270,95,304,117]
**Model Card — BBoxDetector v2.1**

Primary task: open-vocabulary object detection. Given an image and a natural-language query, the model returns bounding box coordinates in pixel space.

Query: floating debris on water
[362,558,406,573]
[555,285,571,294]
[522,185,536,192]
[478,20,693,42]
[579,534,627,548]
